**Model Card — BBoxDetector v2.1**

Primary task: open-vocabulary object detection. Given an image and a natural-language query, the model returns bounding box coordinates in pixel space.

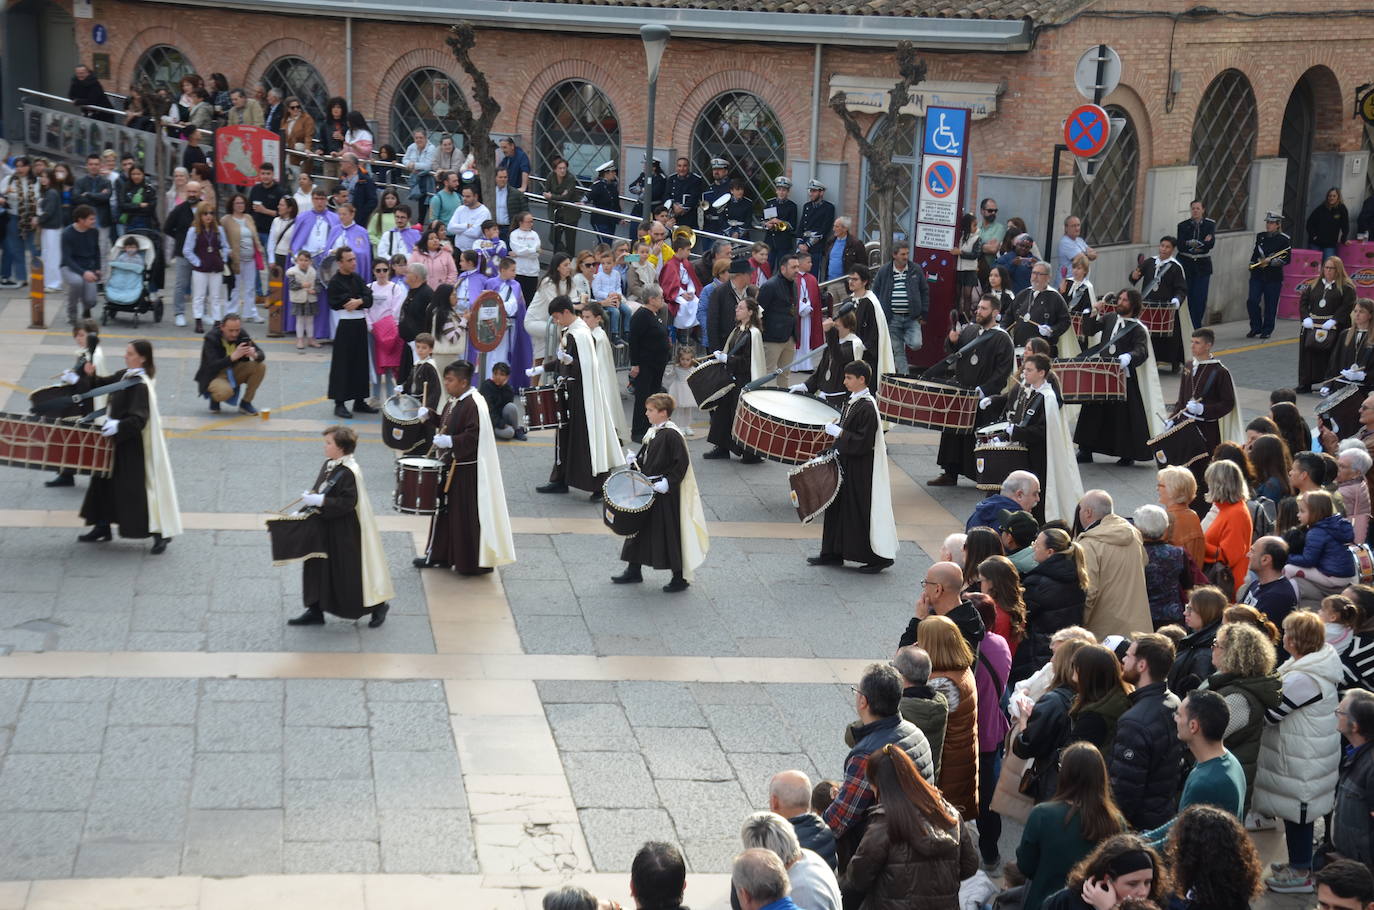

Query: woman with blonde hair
[1297,253,1356,392]
[1202,459,1253,599]
[1016,527,1089,680]
[918,614,979,818]
[1157,465,1204,567]
[1202,621,1281,803]
[1013,637,1092,803]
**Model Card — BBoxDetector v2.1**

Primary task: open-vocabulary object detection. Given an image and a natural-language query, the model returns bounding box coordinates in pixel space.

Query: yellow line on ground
[1214,336,1296,356]
[175,396,331,437]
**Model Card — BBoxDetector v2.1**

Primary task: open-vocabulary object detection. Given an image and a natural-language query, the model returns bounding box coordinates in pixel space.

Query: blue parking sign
[923,107,968,158]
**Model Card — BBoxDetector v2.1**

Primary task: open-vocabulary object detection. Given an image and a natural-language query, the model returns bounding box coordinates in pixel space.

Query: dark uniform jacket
[665,171,707,228]
[1250,230,1292,282]
[1177,217,1217,277]
[1109,681,1185,830]
[799,198,836,251]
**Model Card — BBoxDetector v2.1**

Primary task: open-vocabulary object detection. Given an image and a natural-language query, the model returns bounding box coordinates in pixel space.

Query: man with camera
[194,313,267,415]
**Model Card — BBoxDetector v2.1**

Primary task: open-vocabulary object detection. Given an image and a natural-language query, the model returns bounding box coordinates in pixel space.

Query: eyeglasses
[288,104,301,110]
[374,267,389,273]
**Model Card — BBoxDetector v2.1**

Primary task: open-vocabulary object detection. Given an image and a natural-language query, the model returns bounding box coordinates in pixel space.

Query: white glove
[788,382,808,393]
[1165,418,1176,429]
[432,433,453,449]
[974,386,984,398]
[1170,297,1181,310]
[300,492,325,508]
[416,407,430,420]
[1185,400,1204,416]
[1303,317,1316,329]
[1320,386,1331,397]
[713,350,727,364]
[1324,319,1338,331]
[979,397,992,410]
[100,418,120,437]
[651,478,669,494]
[1342,368,1367,382]
[1037,323,1052,337]
[61,370,79,385]
[525,366,545,378]
[557,350,574,365]
[624,450,638,467]
[823,422,842,437]
[1118,353,1131,368]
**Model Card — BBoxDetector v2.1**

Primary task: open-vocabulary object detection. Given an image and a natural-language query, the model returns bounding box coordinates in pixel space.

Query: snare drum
[1316,381,1363,436]
[602,469,656,536]
[732,389,838,465]
[523,385,566,431]
[788,450,842,524]
[877,376,979,431]
[1139,304,1177,336]
[394,456,444,514]
[1147,420,1209,468]
[686,360,736,411]
[381,393,430,453]
[974,439,1031,492]
[1054,359,1127,404]
[1352,543,1374,585]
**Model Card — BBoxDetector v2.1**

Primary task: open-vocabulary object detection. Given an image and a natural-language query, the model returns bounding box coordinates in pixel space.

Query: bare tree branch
[445,22,503,208]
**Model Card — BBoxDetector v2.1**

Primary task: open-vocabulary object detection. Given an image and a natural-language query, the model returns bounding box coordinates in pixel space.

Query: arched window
[391,67,466,149]
[533,80,621,183]
[133,45,194,93]
[1073,106,1139,246]
[859,115,920,244]
[262,56,329,124]
[691,91,786,215]
[1190,70,1258,232]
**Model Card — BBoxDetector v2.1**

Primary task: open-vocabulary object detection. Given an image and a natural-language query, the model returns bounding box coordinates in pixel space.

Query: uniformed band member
[704,293,766,462]
[797,180,835,268]
[44,319,106,487]
[1008,260,1070,354]
[791,310,865,400]
[586,161,622,242]
[78,340,181,553]
[764,176,798,268]
[703,158,732,235]
[1177,200,1217,331]
[1317,297,1374,437]
[721,179,754,239]
[612,393,710,593]
[1246,212,1291,340]
[927,294,1016,486]
[405,332,443,412]
[1170,327,1238,458]
[806,360,897,573]
[413,360,515,575]
[288,425,393,628]
[665,157,708,232]
[1073,288,1165,467]
[1296,256,1356,392]
[1131,235,1189,369]
[981,353,1081,524]
[628,159,666,223]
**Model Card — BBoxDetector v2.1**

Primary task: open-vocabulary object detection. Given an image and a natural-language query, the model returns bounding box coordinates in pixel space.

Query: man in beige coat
[1076,489,1152,638]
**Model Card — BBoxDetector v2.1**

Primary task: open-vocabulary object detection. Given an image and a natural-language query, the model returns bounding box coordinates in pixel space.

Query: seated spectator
[768,770,837,871]
[1037,834,1169,910]
[1018,742,1126,910]
[1141,689,1246,845]
[1111,633,1184,831]
[630,841,687,910]
[900,561,986,655]
[194,313,266,415]
[998,509,1040,574]
[1077,490,1152,639]
[1013,637,1092,802]
[891,645,949,778]
[967,470,1041,531]
[1332,691,1374,868]
[733,848,797,910]
[1168,585,1225,696]
[734,812,839,910]
[1135,504,1194,628]
[1285,490,1357,605]
[1016,528,1089,682]
[1166,805,1264,908]
[1338,443,1373,546]
[1238,536,1298,629]
[1068,644,1130,752]
[1158,465,1205,568]
[1202,459,1254,600]
[1315,860,1374,910]
[1202,622,1282,804]
[917,615,979,819]
[479,362,527,441]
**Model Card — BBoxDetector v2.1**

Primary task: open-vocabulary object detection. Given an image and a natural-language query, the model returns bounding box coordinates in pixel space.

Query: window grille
[690,91,786,215]
[390,67,466,149]
[1190,70,1258,232]
[262,56,329,124]
[133,46,194,93]
[859,115,919,244]
[533,80,621,183]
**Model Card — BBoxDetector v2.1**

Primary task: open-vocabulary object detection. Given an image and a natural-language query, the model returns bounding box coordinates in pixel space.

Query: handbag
[1203,559,1235,596]
[988,732,1035,824]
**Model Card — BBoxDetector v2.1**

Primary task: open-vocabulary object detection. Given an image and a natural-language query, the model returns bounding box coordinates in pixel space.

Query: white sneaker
[684,427,696,437]
[1245,812,1278,831]
[174,314,187,327]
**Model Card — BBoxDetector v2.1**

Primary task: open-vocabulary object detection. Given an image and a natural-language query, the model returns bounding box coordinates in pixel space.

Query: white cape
[644,420,710,581]
[1058,277,1096,358]
[566,319,623,475]
[1035,383,1083,524]
[860,291,896,377]
[1100,316,1169,438]
[592,326,631,443]
[855,391,897,560]
[140,377,182,538]
[338,454,395,606]
[465,389,516,568]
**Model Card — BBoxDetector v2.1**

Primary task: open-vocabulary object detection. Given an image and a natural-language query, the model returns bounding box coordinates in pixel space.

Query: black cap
[996,509,1039,547]
[728,258,751,274]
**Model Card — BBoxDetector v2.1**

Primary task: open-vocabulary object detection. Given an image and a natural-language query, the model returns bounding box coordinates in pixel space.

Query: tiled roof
[533,0,1092,24]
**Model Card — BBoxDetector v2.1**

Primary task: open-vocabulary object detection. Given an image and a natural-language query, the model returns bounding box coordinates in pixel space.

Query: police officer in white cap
[704,157,732,235]
[764,176,798,268]
[1246,211,1291,339]
[587,160,621,242]
[798,179,835,273]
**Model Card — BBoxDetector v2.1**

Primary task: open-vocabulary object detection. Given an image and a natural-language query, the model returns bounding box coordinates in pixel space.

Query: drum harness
[1078,316,1135,361]
[926,324,1007,382]
[1165,361,1222,426]
[30,374,144,423]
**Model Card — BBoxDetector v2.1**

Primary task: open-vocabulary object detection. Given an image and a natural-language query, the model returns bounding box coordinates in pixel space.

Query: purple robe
[288,208,342,338]
[475,238,509,278]
[466,275,533,389]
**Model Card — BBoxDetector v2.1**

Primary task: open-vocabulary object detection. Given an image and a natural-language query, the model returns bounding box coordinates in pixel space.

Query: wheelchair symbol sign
[923,108,967,158]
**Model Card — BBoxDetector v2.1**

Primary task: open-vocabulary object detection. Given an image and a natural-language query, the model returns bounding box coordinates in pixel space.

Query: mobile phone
[625,254,640,263]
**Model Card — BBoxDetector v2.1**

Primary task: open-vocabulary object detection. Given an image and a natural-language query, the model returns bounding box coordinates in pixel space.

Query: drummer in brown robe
[789,309,865,403]
[703,292,766,462]
[1317,297,1374,436]
[806,360,897,573]
[1008,260,1071,354]
[1296,257,1356,392]
[288,425,394,628]
[612,393,709,593]
[405,332,443,412]
[1131,235,1189,370]
[927,293,1015,486]
[413,360,516,574]
[1073,288,1154,467]
[1170,327,1237,460]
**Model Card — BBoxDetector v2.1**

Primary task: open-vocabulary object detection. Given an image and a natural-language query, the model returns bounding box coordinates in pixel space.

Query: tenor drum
[732,389,837,465]
[877,376,978,431]
[1054,359,1127,404]
[266,513,327,566]
[1139,304,1177,336]
[1147,420,1209,468]
[787,450,842,524]
[686,360,735,411]
[0,411,114,476]
[602,469,656,536]
[522,385,566,431]
[1316,382,1363,436]
[1352,543,1374,586]
[381,393,429,453]
[975,439,1031,492]
[394,456,444,514]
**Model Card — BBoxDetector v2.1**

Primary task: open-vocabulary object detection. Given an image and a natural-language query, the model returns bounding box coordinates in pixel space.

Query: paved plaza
[0,288,1310,908]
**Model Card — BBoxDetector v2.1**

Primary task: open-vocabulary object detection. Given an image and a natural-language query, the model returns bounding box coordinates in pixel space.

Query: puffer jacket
[1014,553,1086,681]
[932,668,979,819]
[1167,621,1219,697]
[1204,670,1284,803]
[1012,684,1075,802]
[1289,514,1357,578]
[1108,681,1184,830]
[1253,644,1345,823]
[840,805,978,910]
[1332,741,1374,864]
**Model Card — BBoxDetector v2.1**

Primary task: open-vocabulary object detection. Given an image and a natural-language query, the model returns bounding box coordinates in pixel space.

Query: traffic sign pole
[1046,143,1068,254]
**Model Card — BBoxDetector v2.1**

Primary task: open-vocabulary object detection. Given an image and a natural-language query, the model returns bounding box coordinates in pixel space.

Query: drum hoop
[603,469,656,513]
[738,390,837,427]
[398,456,444,470]
[1316,382,1362,416]
[974,440,1029,452]
[881,376,978,398]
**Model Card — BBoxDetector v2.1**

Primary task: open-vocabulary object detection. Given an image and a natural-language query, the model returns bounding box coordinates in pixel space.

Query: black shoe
[514,428,528,441]
[807,554,843,566]
[367,603,389,628]
[457,567,494,576]
[1297,385,1313,394]
[1246,331,1258,338]
[334,405,352,419]
[412,557,449,569]
[856,558,895,574]
[150,535,169,555]
[1116,457,1135,467]
[611,567,643,584]
[536,482,569,494]
[740,453,763,464]
[45,473,75,487]
[1076,450,1093,464]
[238,401,259,415]
[78,525,112,543]
[1260,333,1271,340]
[926,473,957,487]
[702,447,731,460]
[588,491,601,502]
[287,607,325,626]
[353,401,379,414]
[209,400,221,413]
[663,577,689,593]
[194,318,204,334]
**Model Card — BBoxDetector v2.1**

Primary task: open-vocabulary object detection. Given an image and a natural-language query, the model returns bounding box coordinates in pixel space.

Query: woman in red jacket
[1202,459,1253,599]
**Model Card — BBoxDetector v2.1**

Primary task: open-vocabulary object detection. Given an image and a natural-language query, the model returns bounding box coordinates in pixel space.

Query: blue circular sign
[1065,104,1110,158]
[92,24,107,45]
[924,161,956,198]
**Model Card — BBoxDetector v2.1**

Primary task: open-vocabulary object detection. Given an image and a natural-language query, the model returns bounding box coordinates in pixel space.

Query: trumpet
[671,226,696,248]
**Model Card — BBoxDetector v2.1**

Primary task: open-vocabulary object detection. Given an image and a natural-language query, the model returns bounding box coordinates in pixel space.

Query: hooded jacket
[1289,514,1357,578]
[1253,644,1345,823]
[1077,514,1152,638]
[1015,553,1087,681]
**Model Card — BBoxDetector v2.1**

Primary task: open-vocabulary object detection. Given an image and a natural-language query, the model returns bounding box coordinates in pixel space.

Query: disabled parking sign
[923,108,967,158]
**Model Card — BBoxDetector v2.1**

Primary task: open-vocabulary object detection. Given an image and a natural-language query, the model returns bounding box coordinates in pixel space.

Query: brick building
[5,0,1374,318]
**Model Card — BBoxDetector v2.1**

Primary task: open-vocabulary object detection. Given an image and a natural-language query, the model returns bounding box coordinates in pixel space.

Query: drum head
[468,289,509,354]
[384,394,421,421]
[740,389,837,425]
[398,456,443,470]
[604,469,655,508]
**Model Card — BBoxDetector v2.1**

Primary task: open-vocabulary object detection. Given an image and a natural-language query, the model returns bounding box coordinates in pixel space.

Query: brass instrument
[1249,248,1291,270]
[671,226,696,248]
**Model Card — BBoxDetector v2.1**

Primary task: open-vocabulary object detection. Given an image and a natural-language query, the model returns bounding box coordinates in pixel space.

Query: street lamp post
[640,24,670,222]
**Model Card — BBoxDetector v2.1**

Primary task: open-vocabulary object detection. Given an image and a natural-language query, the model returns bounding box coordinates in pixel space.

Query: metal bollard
[28,260,44,329]
[266,263,284,337]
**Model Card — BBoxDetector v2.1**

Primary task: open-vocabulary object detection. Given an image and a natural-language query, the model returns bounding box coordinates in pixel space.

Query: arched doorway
[1280,77,1316,231]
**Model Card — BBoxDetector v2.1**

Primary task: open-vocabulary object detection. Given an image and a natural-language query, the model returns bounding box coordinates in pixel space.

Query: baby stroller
[102,229,165,325]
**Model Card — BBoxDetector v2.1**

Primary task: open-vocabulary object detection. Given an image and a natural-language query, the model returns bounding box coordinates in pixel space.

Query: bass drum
[732,389,837,465]
[787,450,842,524]
[28,384,85,419]
[381,393,430,453]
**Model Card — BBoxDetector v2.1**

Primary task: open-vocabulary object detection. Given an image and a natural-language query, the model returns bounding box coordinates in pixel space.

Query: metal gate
[1280,77,1315,233]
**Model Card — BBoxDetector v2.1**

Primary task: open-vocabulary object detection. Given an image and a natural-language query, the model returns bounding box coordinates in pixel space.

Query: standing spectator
[342,110,373,160]
[164,166,190,217]
[976,555,1026,653]
[1250,434,1294,503]
[954,212,984,319]
[968,470,1041,532]
[1013,638,1091,802]
[428,171,463,232]
[1076,490,1152,638]
[1202,459,1254,600]
[509,211,542,303]
[162,180,203,327]
[1203,621,1282,804]
[1055,215,1096,285]
[768,770,838,871]
[996,233,1038,292]
[317,97,349,160]
[115,165,155,234]
[1285,490,1357,604]
[262,88,284,134]
[249,163,286,247]
[1331,689,1374,866]
[1166,805,1264,908]
[732,849,797,910]
[1240,535,1299,630]
[1142,689,1246,845]
[36,172,63,292]
[1037,834,1169,910]
[872,241,928,376]
[74,154,113,251]
[432,134,464,176]
[282,97,316,162]
[491,167,529,241]
[1315,861,1374,910]
[1135,504,1194,627]
[971,595,1012,870]
[447,186,491,252]
[497,137,531,191]
[817,217,862,284]
[1016,527,1089,681]
[221,193,265,323]
[901,561,987,655]
[225,88,264,126]
[59,205,101,325]
[892,645,949,778]
[976,198,1006,269]
[183,202,230,334]
[68,63,111,117]
[1339,445,1373,545]
[736,813,840,910]
[527,255,573,367]
[402,129,437,218]
[1309,188,1351,260]
[543,157,581,256]
[629,841,687,910]
[917,615,979,819]
[1169,586,1226,697]
[1111,633,1184,830]
[757,253,800,388]
[1068,644,1130,752]
[1017,742,1126,910]
[626,285,670,442]
[997,509,1039,574]
[1159,467,1206,567]
[1254,610,1344,893]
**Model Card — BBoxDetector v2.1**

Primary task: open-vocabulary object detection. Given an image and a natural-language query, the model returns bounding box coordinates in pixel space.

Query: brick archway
[116,27,195,91]
[244,38,343,104]
[374,47,475,145]
[515,58,629,147]
[670,70,804,164]
[1296,64,1345,153]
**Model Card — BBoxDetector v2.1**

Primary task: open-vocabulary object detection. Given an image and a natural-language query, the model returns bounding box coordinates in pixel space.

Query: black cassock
[80,371,153,537]
[1064,282,1096,349]
[621,427,690,573]
[821,395,882,564]
[327,272,373,403]
[930,325,1015,480]
[1135,258,1188,366]
[1072,313,1152,461]
[425,394,483,572]
[1298,280,1356,387]
[1008,287,1070,354]
[406,359,442,411]
[804,327,862,402]
[986,382,1051,524]
[1172,359,1236,457]
[301,462,371,619]
[1318,327,1374,436]
[707,326,757,452]
[548,327,606,493]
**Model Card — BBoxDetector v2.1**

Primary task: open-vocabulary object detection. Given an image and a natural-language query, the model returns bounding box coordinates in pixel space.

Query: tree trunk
[877,185,895,262]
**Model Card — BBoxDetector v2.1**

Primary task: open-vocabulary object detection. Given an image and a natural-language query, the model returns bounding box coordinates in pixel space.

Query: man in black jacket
[767,770,838,871]
[899,561,986,654]
[628,283,671,442]
[194,314,267,415]
[1111,633,1184,830]
[73,154,113,247]
[757,253,800,388]
[68,64,111,120]
[709,259,752,353]
[162,180,204,327]
[396,263,434,385]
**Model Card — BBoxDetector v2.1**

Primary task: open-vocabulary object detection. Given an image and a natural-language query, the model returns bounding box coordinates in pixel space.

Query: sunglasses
[984,208,998,214]
[374,267,389,273]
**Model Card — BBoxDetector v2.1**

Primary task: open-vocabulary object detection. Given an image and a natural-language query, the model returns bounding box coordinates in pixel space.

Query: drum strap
[930,327,1003,376]
[1080,317,1133,360]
